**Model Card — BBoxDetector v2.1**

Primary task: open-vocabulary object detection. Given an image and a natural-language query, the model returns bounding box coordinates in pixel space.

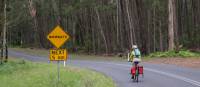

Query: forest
[0,0,200,55]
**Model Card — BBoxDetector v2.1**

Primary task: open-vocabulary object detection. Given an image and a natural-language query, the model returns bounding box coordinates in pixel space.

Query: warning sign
[50,49,67,61]
[47,25,70,48]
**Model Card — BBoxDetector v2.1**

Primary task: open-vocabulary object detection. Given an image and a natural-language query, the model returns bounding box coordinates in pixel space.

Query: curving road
[9,50,200,87]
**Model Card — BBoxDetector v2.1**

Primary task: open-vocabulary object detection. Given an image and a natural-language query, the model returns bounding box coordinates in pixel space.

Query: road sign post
[57,61,60,81]
[47,25,70,83]
[64,61,66,67]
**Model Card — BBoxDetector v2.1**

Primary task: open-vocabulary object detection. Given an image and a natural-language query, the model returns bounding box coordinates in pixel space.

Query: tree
[2,0,8,63]
[3,0,200,55]
[168,0,177,50]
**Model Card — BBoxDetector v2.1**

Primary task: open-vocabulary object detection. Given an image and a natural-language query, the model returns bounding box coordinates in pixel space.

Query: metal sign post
[64,61,66,67]
[47,25,70,84]
[57,61,60,81]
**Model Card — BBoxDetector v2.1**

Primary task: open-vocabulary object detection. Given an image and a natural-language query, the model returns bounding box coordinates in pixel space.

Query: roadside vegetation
[11,48,200,61]
[145,50,200,69]
[0,58,115,87]
[146,50,200,58]
[10,48,127,62]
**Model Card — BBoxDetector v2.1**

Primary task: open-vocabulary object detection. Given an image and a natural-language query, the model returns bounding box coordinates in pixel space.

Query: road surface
[9,50,200,87]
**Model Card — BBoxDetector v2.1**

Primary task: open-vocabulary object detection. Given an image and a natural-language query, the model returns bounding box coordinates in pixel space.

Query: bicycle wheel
[135,68,139,82]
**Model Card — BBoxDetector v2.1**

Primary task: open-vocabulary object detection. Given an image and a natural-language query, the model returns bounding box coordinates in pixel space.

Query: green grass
[0,59,115,87]
[10,48,49,57]
[146,50,200,58]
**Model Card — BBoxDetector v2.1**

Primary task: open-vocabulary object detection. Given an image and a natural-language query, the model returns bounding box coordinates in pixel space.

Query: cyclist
[131,45,141,65]
[130,45,142,80]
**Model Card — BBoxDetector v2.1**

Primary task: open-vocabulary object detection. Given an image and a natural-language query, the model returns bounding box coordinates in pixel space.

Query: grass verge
[0,58,115,87]
[146,50,200,58]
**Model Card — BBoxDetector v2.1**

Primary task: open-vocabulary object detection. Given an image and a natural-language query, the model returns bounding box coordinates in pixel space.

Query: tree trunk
[159,21,163,51]
[51,0,61,25]
[168,0,177,50]
[147,10,151,54]
[125,0,136,46]
[2,0,8,62]
[28,0,40,47]
[95,9,108,54]
[153,7,156,52]
[116,0,120,48]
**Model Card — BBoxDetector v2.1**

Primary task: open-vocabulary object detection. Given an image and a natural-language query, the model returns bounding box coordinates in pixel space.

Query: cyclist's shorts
[134,61,139,65]
[133,58,141,64]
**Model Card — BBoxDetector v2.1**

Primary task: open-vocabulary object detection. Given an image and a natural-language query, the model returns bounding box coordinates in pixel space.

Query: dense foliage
[0,0,200,55]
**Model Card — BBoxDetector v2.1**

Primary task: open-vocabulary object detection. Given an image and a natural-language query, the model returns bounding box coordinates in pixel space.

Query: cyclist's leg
[134,61,139,80]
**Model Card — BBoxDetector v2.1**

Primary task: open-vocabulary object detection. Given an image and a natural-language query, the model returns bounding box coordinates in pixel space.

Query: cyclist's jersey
[131,48,141,63]
[131,48,141,58]
[134,49,141,56]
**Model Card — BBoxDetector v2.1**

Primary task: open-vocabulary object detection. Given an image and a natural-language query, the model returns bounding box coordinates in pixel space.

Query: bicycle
[131,62,143,82]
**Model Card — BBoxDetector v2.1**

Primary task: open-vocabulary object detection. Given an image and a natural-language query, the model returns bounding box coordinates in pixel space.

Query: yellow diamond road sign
[47,25,70,48]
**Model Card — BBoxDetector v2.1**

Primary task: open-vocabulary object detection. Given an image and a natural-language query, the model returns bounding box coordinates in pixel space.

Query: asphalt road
[9,50,200,87]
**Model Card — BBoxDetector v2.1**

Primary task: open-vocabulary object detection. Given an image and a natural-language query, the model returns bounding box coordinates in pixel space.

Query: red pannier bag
[138,66,143,74]
[131,67,136,75]
[131,66,144,75]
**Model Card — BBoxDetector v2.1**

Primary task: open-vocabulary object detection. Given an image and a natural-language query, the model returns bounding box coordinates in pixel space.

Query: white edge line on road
[145,68,200,87]
[95,62,200,87]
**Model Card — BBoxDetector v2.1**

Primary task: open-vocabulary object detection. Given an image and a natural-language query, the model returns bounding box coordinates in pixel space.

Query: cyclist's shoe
[131,76,134,79]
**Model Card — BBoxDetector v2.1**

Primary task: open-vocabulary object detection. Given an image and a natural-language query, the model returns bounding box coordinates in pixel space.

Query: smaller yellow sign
[50,49,67,61]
